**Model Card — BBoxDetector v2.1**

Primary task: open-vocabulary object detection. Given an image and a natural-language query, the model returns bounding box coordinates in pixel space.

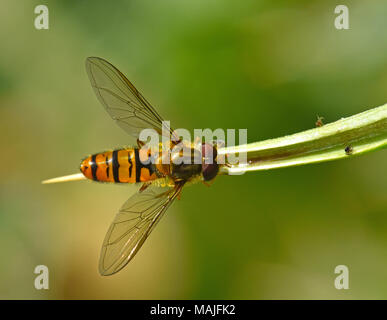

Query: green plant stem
[218,103,387,175]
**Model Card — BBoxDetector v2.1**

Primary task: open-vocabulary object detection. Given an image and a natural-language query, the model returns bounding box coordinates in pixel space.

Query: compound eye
[201,143,219,181]
[202,163,219,181]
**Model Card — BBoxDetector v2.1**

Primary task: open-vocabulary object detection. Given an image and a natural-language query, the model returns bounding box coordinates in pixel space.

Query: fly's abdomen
[80,148,158,183]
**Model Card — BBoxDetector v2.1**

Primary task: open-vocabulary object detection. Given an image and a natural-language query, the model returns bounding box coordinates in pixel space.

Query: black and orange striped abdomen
[80,148,159,183]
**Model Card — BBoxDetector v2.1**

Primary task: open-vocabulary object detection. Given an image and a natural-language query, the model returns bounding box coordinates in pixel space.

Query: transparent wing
[99,183,184,276]
[85,57,175,139]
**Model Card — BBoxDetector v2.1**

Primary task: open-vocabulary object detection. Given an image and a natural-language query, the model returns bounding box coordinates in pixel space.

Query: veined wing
[99,183,184,276]
[85,57,175,139]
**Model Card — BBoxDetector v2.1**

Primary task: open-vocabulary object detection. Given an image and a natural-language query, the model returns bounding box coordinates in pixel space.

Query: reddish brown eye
[201,143,219,181]
[202,163,219,181]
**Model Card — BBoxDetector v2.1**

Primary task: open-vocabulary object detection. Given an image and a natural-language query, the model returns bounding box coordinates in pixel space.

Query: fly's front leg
[137,139,145,148]
[139,183,149,193]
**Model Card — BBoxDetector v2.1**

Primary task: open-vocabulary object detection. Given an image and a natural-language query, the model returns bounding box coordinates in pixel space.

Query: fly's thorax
[170,146,202,181]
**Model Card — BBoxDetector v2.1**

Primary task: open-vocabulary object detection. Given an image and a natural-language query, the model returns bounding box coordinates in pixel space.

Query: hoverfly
[43,57,224,276]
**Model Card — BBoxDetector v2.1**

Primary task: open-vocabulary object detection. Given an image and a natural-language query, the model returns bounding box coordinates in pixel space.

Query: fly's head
[201,142,219,182]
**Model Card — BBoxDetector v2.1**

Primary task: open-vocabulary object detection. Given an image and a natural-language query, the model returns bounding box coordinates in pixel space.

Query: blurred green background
[0,0,386,299]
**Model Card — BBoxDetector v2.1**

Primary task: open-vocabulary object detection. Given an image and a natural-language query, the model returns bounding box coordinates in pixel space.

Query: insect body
[81,142,217,185]
[43,57,221,276]
[315,115,324,127]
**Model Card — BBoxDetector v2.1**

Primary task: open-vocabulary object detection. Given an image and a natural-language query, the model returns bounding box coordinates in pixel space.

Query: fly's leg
[137,139,145,148]
[139,183,149,193]
[202,174,218,187]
